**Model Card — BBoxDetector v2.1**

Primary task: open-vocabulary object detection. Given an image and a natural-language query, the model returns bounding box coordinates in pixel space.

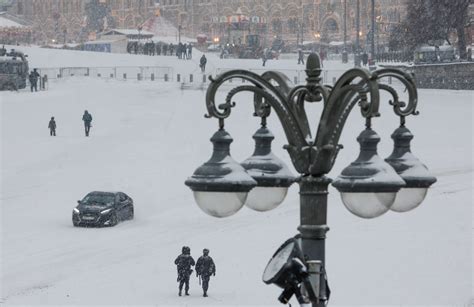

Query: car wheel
[109,213,118,226]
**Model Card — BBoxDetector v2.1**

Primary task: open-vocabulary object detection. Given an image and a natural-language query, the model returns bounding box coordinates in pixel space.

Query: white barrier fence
[36,66,403,90]
[37,66,174,81]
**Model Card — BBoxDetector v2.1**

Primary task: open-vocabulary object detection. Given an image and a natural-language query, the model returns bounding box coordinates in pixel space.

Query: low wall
[381,62,474,90]
[414,62,474,90]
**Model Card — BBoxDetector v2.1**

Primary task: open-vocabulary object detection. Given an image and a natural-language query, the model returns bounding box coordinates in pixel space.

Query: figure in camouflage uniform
[196,248,216,297]
[174,246,195,296]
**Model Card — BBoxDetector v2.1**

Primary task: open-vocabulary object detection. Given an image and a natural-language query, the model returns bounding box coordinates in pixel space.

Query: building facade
[7,0,156,43]
[160,0,408,51]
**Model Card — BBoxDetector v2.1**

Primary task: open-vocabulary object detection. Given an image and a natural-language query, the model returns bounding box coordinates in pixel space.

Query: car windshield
[82,193,115,206]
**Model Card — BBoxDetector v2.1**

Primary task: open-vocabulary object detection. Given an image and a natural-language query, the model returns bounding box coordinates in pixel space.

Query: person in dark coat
[187,43,192,59]
[195,248,216,297]
[200,54,207,73]
[297,49,305,65]
[156,43,161,55]
[262,51,267,66]
[174,246,195,296]
[82,110,93,137]
[48,116,56,136]
[362,52,369,66]
[150,41,155,56]
[29,68,40,92]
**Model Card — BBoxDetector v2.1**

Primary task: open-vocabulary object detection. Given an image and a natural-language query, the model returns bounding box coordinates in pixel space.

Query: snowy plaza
[1,45,473,306]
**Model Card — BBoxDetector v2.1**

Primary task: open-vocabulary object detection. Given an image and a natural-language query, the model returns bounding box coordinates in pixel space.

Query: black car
[72,191,134,227]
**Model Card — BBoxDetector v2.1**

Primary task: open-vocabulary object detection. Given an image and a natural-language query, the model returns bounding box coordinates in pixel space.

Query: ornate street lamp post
[370,0,376,65]
[342,0,348,63]
[186,53,436,306]
[354,0,361,67]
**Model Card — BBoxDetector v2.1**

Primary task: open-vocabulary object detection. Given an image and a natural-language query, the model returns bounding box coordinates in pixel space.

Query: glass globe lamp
[241,126,295,212]
[185,129,257,217]
[333,128,406,218]
[385,126,437,212]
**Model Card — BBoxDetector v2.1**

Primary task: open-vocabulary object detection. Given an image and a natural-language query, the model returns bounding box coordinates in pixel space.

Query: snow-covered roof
[102,29,155,36]
[329,41,345,46]
[84,38,126,45]
[0,15,26,28]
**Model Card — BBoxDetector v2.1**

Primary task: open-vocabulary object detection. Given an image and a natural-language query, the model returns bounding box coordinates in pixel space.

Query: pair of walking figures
[174,246,216,297]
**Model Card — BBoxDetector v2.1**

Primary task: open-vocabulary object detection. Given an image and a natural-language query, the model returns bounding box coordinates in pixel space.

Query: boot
[178,290,182,296]
[203,291,208,297]
[185,291,189,296]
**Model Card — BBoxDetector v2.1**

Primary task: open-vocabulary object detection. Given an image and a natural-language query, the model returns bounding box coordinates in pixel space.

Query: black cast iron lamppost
[185,53,436,306]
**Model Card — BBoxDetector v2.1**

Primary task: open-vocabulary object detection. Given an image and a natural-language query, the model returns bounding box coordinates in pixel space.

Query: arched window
[325,19,338,32]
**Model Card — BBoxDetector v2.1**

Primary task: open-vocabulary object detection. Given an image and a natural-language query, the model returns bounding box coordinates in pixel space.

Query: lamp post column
[342,0,348,63]
[355,0,361,67]
[370,0,375,63]
[298,176,331,306]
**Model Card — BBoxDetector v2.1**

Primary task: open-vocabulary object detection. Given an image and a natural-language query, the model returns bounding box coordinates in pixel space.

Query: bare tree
[390,0,470,59]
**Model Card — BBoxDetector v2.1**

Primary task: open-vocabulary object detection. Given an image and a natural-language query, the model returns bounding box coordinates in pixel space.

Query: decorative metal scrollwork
[204,53,419,176]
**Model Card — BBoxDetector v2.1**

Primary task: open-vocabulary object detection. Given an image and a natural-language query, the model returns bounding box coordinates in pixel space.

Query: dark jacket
[82,112,92,124]
[29,72,38,83]
[200,56,207,66]
[196,255,215,277]
[175,254,195,279]
[48,119,56,129]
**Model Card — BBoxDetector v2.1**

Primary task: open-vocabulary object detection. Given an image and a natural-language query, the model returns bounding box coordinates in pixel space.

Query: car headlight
[100,208,112,215]
[73,208,80,214]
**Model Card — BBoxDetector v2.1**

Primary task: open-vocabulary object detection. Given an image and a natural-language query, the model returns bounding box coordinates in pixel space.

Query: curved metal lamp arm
[206,70,308,151]
[309,68,380,175]
[204,53,419,176]
[260,71,293,97]
[374,68,419,118]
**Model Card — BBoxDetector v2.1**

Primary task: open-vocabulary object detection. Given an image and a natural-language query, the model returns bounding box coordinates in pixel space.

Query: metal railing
[36,65,403,89]
[37,66,174,81]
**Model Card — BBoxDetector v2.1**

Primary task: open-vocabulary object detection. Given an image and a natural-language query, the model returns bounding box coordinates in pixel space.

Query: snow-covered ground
[1,46,473,306]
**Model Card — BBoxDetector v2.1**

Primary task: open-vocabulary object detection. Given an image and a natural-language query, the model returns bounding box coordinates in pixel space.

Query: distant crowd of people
[127,41,193,59]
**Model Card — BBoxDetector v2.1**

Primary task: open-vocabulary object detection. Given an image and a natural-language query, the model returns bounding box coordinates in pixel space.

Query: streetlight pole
[186,54,436,306]
[354,0,361,67]
[342,0,348,63]
[370,0,375,65]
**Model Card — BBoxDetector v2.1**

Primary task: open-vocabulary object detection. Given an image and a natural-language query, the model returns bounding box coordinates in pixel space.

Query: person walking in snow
[48,116,56,136]
[29,68,40,92]
[262,51,267,66]
[196,248,216,297]
[82,110,93,137]
[187,43,192,59]
[297,49,305,65]
[362,52,369,66]
[200,54,207,73]
[174,246,195,296]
